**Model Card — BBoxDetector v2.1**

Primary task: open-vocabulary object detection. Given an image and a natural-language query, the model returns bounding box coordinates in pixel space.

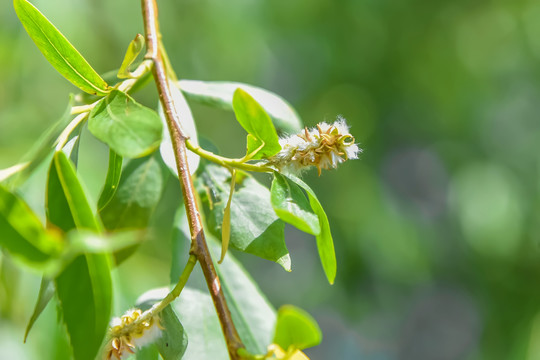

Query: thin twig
[117,254,197,338]
[140,1,245,359]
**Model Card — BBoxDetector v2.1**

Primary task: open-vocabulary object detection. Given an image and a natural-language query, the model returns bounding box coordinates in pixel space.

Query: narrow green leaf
[286,175,337,284]
[232,88,281,160]
[273,305,322,351]
[136,295,188,360]
[196,164,291,271]
[271,172,320,236]
[88,90,162,158]
[47,152,101,231]
[65,132,82,166]
[118,34,145,79]
[179,80,303,134]
[99,155,165,230]
[55,253,112,360]
[46,152,112,360]
[24,277,54,342]
[218,170,236,264]
[0,185,61,265]
[13,0,109,95]
[97,149,123,211]
[159,79,200,175]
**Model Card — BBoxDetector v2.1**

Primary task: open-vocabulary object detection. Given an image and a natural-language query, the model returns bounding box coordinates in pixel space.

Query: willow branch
[141,1,244,359]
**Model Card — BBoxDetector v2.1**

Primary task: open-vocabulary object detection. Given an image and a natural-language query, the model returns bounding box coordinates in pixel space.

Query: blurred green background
[2,0,540,359]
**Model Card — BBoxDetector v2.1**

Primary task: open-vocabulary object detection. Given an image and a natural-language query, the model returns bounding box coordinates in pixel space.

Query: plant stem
[185,139,274,173]
[112,254,196,339]
[143,254,196,320]
[141,1,245,359]
[54,112,88,151]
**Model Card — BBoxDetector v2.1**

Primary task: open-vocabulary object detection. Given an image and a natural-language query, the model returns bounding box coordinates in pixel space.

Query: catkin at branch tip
[267,116,361,175]
[103,308,163,360]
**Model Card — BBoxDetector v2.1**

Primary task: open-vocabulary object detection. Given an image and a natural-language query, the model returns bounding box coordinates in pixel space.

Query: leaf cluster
[1,1,348,359]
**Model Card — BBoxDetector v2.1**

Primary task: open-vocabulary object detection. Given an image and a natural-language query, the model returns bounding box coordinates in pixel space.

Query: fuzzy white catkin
[268,117,361,175]
[104,309,162,360]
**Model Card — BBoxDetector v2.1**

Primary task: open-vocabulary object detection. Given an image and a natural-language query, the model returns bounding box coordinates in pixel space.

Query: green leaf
[24,277,54,342]
[172,287,228,360]
[273,305,322,351]
[232,88,281,160]
[286,175,337,284]
[118,34,145,79]
[55,253,112,360]
[99,155,165,230]
[88,90,162,158]
[159,79,200,175]
[196,164,291,271]
[136,295,188,360]
[0,185,62,265]
[218,170,236,264]
[46,152,112,360]
[13,0,109,95]
[169,219,277,358]
[97,149,123,211]
[137,345,159,360]
[209,239,277,355]
[169,250,276,358]
[47,152,101,232]
[179,80,303,134]
[271,172,320,236]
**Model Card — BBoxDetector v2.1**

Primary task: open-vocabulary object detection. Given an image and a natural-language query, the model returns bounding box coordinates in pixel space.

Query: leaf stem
[144,254,196,318]
[113,254,197,338]
[185,139,275,173]
[141,1,245,359]
[54,112,88,151]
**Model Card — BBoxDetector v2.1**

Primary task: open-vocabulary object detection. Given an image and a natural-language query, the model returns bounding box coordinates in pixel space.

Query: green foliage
[97,149,123,211]
[118,34,145,79]
[5,1,349,359]
[0,185,61,265]
[172,288,228,360]
[179,80,302,134]
[88,90,162,158]
[196,164,291,271]
[273,305,322,351]
[209,239,277,355]
[286,175,337,284]
[99,154,165,230]
[271,172,320,236]
[13,0,109,95]
[46,151,112,360]
[232,88,281,160]
[55,254,112,360]
[47,151,101,231]
[137,295,188,360]
[24,277,54,342]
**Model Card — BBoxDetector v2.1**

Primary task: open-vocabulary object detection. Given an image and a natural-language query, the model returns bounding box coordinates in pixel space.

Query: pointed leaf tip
[14,0,109,95]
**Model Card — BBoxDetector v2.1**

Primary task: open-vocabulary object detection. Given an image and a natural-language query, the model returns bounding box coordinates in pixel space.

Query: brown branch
[141,1,244,359]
